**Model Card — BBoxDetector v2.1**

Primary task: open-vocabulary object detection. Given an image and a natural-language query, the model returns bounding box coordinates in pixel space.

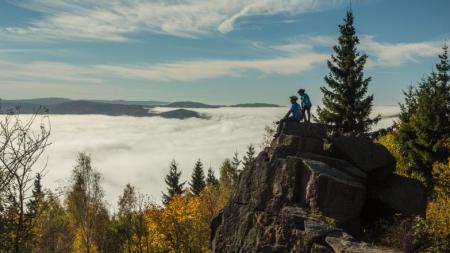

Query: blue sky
[0,0,448,105]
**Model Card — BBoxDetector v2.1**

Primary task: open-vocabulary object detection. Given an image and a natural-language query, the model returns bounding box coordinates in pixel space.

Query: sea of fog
[37,106,399,211]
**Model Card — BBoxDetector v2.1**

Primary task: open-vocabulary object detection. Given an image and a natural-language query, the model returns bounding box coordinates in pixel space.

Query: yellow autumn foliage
[418,159,450,252]
[144,194,213,253]
[379,132,450,252]
[378,131,411,177]
[73,227,98,253]
[378,131,427,183]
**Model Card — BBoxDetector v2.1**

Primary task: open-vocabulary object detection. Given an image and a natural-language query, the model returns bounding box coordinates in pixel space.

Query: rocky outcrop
[211,122,426,253]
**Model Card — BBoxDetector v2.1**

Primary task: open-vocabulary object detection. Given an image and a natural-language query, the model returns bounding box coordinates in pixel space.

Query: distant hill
[0,100,202,119]
[48,101,154,116]
[2,98,168,107]
[2,97,71,105]
[1,98,281,118]
[162,101,221,108]
[162,101,281,108]
[1,100,153,117]
[229,103,281,108]
[158,109,206,119]
[2,98,280,109]
[90,100,168,107]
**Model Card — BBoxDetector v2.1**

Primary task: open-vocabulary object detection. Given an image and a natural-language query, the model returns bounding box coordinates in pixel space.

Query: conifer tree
[230,152,241,182]
[162,159,185,203]
[242,145,256,170]
[397,46,450,180]
[399,85,419,123]
[189,159,206,195]
[231,153,241,171]
[316,10,379,136]
[23,173,44,250]
[206,167,219,186]
[436,44,449,86]
[26,173,43,222]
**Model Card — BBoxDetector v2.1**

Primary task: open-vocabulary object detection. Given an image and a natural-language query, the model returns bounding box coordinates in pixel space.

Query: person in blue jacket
[275,96,302,137]
[298,89,312,122]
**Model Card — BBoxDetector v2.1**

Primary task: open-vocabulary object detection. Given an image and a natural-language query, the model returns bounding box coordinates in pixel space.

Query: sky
[0,0,449,105]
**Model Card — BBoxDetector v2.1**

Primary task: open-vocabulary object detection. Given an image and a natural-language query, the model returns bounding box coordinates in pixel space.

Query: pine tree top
[436,44,449,86]
[190,159,206,195]
[242,145,256,169]
[231,152,241,171]
[206,166,219,186]
[162,159,185,203]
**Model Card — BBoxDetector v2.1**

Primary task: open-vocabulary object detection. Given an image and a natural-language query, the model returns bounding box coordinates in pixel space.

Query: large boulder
[331,136,395,180]
[282,122,327,139]
[295,158,366,222]
[267,122,327,161]
[268,134,324,160]
[369,174,427,215]
[299,153,367,184]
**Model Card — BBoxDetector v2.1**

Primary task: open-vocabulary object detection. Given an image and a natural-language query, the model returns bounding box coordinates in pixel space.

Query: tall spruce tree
[397,46,450,180]
[317,10,379,136]
[162,159,185,203]
[189,159,206,195]
[206,167,219,186]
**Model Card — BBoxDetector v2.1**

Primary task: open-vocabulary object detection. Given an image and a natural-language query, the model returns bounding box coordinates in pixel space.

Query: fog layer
[39,106,399,210]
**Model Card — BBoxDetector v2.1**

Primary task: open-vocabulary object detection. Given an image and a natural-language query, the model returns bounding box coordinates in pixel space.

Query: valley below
[35,106,399,209]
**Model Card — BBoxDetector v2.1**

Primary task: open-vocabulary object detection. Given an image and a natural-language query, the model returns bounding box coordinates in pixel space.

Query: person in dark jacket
[298,89,312,122]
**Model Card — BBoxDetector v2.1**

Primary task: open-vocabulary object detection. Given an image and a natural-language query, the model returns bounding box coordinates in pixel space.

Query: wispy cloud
[2,0,341,41]
[0,52,327,84]
[360,35,442,67]
[270,35,444,68]
[0,35,444,85]
[0,60,103,84]
[94,53,327,81]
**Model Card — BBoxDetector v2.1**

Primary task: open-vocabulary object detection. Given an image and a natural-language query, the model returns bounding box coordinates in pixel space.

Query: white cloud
[38,108,285,208]
[271,35,335,53]
[270,35,444,68]
[0,51,328,83]
[0,60,103,84]
[360,35,443,67]
[3,0,341,41]
[0,35,444,85]
[94,52,327,81]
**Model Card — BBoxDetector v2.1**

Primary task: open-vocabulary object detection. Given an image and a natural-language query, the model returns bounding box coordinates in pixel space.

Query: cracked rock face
[211,122,423,253]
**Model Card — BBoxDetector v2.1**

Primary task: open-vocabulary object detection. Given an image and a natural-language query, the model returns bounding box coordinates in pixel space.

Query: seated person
[275,96,302,137]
